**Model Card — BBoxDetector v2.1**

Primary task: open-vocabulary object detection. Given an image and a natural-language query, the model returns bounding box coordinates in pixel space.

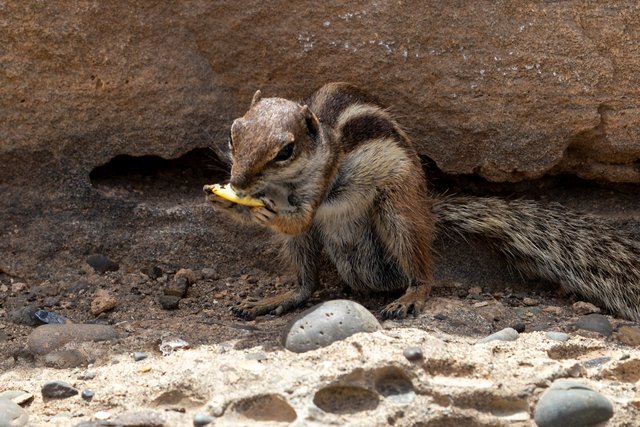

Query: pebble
[575,314,612,337]
[572,301,601,315]
[33,309,68,324]
[281,300,381,353]
[0,397,29,427]
[90,289,118,315]
[546,331,570,342]
[11,282,27,293]
[477,327,519,344]
[132,351,148,361]
[534,379,613,427]
[77,371,97,380]
[201,268,219,280]
[164,277,189,297]
[403,346,424,361]
[86,254,119,274]
[511,322,526,333]
[582,356,611,368]
[81,389,95,400]
[27,323,119,355]
[175,268,198,284]
[159,338,190,356]
[0,390,34,406]
[193,413,216,426]
[615,325,640,346]
[41,381,78,399]
[522,297,538,306]
[44,349,89,369]
[158,295,181,310]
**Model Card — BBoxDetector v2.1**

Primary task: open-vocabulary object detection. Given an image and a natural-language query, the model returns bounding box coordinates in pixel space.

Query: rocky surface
[2,324,640,426]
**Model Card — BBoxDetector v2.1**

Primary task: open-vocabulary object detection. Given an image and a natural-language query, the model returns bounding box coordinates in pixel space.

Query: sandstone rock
[90,289,117,316]
[2,1,640,283]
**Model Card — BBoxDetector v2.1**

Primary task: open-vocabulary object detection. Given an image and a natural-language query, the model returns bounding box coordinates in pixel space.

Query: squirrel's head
[227,91,322,196]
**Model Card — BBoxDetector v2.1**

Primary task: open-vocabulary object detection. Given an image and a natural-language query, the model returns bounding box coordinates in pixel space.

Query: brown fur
[206,82,640,322]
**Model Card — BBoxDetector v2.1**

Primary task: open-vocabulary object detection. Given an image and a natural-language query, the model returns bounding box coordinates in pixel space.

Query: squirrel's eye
[274,143,294,162]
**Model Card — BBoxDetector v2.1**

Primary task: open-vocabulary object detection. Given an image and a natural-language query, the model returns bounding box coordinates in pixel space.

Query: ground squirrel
[205,82,640,321]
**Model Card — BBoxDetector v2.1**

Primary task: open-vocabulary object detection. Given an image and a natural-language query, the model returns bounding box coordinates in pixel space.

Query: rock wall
[1,1,640,277]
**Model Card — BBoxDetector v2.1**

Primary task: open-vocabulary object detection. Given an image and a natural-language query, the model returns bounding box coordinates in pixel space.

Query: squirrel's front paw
[250,206,277,225]
[206,192,237,211]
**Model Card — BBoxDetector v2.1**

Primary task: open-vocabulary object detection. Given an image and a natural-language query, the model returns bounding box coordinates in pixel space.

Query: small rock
[615,325,640,346]
[0,397,29,427]
[543,306,564,316]
[27,323,119,355]
[201,268,219,280]
[433,313,448,321]
[281,300,381,353]
[534,379,613,427]
[8,305,41,326]
[81,389,95,400]
[158,295,181,310]
[44,349,89,369]
[546,331,570,342]
[575,314,612,337]
[11,282,27,293]
[477,327,519,344]
[159,338,190,356]
[33,309,68,324]
[0,390,34,406]
[164,277,189,297]
[523,297,538,306]
[86,254,119,274]
[94,411,112,421]
[572,301,601,315]
[193,413,216,426]
[90,289,117,316]
[132,352,148,361]
[41,381,78,399]
[175,268,198,284]
[403,346,424,361]
[511,322,526,333]
[582,356,611,368]
[77,371,96,380]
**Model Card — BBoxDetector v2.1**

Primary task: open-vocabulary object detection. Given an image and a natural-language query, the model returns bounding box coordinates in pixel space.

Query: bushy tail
[433,196,640,321]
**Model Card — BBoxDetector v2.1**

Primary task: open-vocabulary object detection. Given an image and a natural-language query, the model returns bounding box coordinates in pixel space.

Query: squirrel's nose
[229,174,251,194]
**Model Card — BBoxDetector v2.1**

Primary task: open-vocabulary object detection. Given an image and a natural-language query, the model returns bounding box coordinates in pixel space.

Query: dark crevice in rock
[89,147,229,200]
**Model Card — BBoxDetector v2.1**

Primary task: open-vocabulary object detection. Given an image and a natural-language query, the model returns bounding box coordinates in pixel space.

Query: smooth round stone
[132,352,148,361]
[193,413,216,426]
[534,379,614,427]
[477,327,519,344]
[403,346,424,361]
[41,381,78,399]
[546,331,570,342]
[575,314,612,337]
[0,397,28,427]
[281,300,381,353]
[81,389,95,400]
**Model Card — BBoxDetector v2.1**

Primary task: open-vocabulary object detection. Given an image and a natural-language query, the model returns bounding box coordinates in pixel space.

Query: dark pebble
[403,346,424,361]
[511,322,526,333]
[582,356,611,368]
[132,352,148,361]
[81,389,95,400]
[433,313,448,321]
[34,309,68,324]
[41,381,78,399]
[86,254,119,274]
[158,295,181,310]
[575,314,612,337]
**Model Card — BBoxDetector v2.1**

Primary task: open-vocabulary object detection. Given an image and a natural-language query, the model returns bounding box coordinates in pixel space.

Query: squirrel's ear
[300,105,319,138]
[251,90,262,107]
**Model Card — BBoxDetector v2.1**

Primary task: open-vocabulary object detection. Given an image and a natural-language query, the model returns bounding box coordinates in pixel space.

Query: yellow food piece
[204,183,265,207]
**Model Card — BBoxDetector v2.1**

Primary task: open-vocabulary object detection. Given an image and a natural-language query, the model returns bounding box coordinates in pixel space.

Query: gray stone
[41,381,78,399]
[193,413,215,426]
[281,300,381,353]
[534,379,614,427]
[132,352,148,361]
[27,323,119,355]
[81,389,95,400]
[113,409,166,426]
[0,397,28,427]
[477,327,519,344]
[575,314,613,337]
[403,346,424,361]
[44,349,89,369]
[7,305,40,326]
[546,331,571,342]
